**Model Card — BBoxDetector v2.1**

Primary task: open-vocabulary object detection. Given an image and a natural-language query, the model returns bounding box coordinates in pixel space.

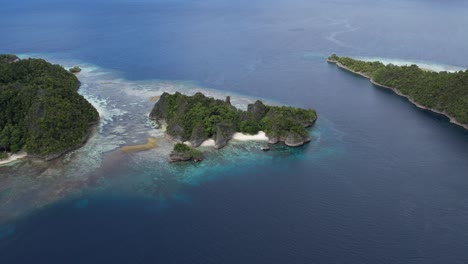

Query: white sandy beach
[196,132,268,148]
[232,131,268,141]
[0,152,27,165]
[200,139,216,147]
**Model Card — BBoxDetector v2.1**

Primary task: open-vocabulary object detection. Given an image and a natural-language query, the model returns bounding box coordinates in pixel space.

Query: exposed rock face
[166,120,185,142]
[247,100,269,121]
[169,151,193,162]
[0,54,19,64]
[268,136,279,144]
[215,122,236,149]
[150,92,171,121]
[299,119,316,128]
[169,143,203,162]
[69,66,82,73]
[190,123,206,147]
[285,132,311,147]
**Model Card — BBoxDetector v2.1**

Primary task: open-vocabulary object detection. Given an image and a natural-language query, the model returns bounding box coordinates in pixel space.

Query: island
[328,54,468,129]
[69,66,82,73]
[150,91,317,161]
[170,143,203,162]
[0,54,99,161]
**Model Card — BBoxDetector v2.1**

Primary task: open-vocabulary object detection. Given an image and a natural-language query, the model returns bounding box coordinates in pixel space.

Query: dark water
[1,0,468,263]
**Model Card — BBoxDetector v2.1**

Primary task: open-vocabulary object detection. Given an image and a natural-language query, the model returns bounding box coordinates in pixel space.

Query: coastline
[183,132,268,148]
[0,123,98,166]
[328,59,468,130]
[0,152,27,166]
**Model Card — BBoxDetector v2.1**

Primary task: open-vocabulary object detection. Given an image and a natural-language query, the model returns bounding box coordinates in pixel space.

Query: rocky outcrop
[268,136,279,144]
[149,92,172,121]
[0,54,19,64]
[247,100,269,121]
[190,123,206,147]
[299,116,317,128]
[215,122,236,149]
[166,119,185,142]
[284,132,311,147]
[169,151,193,162]
[169,143,203,162]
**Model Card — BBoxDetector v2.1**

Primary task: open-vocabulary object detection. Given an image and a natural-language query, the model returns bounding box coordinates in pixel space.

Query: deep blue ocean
[1,0,468,263]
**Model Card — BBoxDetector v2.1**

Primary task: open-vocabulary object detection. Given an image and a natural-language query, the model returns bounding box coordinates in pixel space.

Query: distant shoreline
[328,59,468,130]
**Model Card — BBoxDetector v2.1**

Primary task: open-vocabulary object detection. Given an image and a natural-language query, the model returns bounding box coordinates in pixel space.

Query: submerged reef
[149,92,317,157]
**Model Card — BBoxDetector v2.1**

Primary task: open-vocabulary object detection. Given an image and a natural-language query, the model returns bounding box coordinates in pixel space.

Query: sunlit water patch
[0,53,343,224]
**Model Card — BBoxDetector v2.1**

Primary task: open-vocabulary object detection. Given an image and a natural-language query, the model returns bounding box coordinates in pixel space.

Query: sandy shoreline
[232,131,268,141]
[328,59,468,130]
[200,139,215,147]
[0,152,27,165]
[184,132,269,148]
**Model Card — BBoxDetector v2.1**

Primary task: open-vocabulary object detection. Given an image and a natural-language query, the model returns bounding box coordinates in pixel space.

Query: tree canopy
[329,55,468,125]
[0,55,99,156]
[150,92,317,146]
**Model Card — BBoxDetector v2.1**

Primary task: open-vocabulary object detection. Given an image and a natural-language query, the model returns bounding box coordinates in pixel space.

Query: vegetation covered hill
[0,54,99,158]
[328,54,468,126]
[150,92,317,148]
[169,143,203,162]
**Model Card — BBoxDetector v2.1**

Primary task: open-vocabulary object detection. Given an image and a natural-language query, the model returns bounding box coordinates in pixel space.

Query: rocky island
[0,54,99,161]
[150,92,317,161]
[69,66,82,73]
[328,54,468,129]
[169,143,203,162]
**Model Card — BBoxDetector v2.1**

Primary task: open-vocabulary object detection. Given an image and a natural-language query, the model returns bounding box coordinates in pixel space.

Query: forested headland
[328,54,468,128]
[0,54,99,159]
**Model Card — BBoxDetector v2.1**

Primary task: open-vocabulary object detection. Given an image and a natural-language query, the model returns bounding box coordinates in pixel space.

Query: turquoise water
[1,0,468,263]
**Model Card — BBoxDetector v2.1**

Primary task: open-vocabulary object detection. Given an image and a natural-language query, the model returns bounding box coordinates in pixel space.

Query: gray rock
[284,132,309,147]
[190,123,207,147]
[169,151,193,162]
[166,121,185,142]
[149,92,171,120]
[268,136,279,144]
[215,122,235,149]
[247,100,269,121]
[299,115,317,127]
